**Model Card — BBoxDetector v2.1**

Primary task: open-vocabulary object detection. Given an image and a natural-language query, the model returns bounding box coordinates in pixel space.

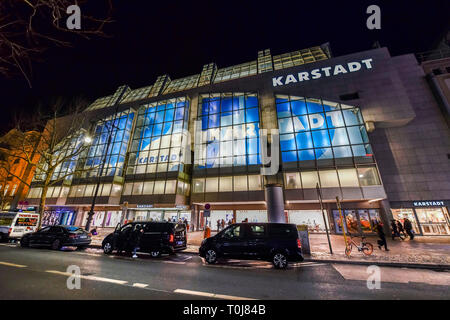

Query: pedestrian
[376,221,389,251]
[403,218,415,240]
[217,219,221,231]
[397,220,406,238]
[391,219,399,240]
[221,219,225,230]
[228,219,232,226]
[130,224,144,258]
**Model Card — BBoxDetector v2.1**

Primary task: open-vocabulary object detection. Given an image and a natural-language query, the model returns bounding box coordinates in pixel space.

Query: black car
[102,221,187,257]
[199,223,303,269]
[20,225,91,250]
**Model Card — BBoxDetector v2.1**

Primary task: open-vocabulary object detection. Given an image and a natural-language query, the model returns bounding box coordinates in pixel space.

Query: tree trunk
[37,173,51,230]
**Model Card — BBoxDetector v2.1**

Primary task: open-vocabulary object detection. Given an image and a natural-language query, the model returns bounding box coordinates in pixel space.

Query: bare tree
[0,0,113,86]
[0,98,95,229]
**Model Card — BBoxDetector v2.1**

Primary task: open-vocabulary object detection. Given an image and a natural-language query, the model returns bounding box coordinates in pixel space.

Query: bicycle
[344,234,374,257]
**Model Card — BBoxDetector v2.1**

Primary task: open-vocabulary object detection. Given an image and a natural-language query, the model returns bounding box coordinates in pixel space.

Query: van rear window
[15,217,38,227]
[145,223,174,232]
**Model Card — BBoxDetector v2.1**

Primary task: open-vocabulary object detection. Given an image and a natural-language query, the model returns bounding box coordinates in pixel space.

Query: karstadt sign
[272,58,374,86]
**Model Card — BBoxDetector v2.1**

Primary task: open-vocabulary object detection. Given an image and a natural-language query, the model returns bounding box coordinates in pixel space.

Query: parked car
[0,211,40,242]
[20,225,91,250]
[102,221,187,257]
[199,223,304,269]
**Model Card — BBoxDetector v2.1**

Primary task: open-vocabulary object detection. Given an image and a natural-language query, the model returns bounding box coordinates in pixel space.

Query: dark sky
[1,0,449,134]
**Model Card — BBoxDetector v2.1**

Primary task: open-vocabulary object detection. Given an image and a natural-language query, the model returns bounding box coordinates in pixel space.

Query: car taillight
[87,233,92,237]
[169,234,174,243]
[8,228,12,235]
[297,238,302,249]
[69,234,77,239]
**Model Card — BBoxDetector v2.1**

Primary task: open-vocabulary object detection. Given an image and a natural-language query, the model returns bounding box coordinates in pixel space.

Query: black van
[102,221,187,257]
[199,223,303,269]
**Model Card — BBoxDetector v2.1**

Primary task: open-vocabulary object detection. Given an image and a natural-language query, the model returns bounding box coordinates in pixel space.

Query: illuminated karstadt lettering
[272,58,373,86]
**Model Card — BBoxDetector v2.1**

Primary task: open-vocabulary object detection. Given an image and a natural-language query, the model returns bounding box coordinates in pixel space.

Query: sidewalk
[89,230,450,269]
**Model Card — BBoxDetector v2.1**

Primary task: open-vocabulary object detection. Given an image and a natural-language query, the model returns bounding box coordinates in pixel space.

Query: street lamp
[84,136,92,144]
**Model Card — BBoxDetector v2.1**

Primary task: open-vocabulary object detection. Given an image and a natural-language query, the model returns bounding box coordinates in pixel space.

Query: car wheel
[205,249,217,264]
[150,251,161,258]
[51,239,61,250]
[103,242,113,254]
[20,238,29,247]
[272,252,288,269]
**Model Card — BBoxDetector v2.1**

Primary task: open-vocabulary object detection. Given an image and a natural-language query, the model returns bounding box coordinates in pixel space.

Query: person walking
[221,219,225,230]
[391,219,399,240]
[403,218,415,240]
[130,224,144,258]
[376,221,389,251]
[397,220,406,238]
[217,219,221,231]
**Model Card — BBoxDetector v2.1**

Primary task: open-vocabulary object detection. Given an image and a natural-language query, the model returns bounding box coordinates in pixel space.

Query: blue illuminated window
[276,95,371,163]
[197,93,260,169]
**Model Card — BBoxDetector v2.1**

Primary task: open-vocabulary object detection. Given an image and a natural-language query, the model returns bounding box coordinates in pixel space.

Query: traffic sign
[204,203,210,210]
[203,210,210,217]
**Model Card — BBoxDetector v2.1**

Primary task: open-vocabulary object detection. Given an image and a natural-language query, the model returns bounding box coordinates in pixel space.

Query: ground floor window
[104,211,122,227]
[208,210,233,231]
[43,210,76,226]
[236,210,267,223]
[163,211,178,222]
[415,207,450,235]
[332,209,380,234]
[84,211,106,227]
[287,210,329,233]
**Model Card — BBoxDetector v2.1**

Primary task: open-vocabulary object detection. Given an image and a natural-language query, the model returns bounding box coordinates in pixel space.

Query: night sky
[1,0,449,134]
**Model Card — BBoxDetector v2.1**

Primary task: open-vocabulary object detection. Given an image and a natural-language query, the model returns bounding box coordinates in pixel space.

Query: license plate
[80,235,87,239]
[176,241,183,245]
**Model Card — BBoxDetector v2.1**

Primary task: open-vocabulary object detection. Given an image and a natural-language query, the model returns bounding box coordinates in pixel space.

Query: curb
[88,245,449,270]
[303,258,450,271]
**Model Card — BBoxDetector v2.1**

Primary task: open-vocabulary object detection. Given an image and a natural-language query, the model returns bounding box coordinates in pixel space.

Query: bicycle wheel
[362,242,374,255]
[345,244,352,257]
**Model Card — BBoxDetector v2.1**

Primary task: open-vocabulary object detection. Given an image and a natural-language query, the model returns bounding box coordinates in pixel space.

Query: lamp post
[85,87,128,231]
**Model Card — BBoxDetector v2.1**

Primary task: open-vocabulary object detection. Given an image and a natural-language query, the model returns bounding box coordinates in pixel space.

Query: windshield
[15,217,38,227]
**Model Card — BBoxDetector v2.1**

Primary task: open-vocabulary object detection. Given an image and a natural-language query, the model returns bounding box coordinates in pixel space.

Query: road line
[174,288,257,300]
[163,261,186,265]
[132,283,149,288]
[45,270,128,285]
[0,261,27,268]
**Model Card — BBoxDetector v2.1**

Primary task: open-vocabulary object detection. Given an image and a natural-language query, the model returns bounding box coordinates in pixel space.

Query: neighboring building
[0,129,41,210]
[25,43,450,236]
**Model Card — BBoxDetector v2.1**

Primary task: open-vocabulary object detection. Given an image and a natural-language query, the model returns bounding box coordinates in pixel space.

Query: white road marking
[133,283,149,288]
[174,288,257,300]
[45,270,128,285]
[163,261,186,265]
[332,264,450,286]
[0,261,27,268]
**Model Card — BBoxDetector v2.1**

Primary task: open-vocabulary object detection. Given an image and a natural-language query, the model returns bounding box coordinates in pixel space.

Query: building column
[380,199,393,234]
[265,184,285,223]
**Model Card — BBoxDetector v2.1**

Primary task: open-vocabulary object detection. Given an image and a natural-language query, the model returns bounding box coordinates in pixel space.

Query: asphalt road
[0,243,449,300]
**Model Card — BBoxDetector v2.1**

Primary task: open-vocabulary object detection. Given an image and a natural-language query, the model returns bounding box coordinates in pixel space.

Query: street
[0,243,449,300]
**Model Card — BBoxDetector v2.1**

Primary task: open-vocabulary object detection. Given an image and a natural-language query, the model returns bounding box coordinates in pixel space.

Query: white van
[0,212,40,241]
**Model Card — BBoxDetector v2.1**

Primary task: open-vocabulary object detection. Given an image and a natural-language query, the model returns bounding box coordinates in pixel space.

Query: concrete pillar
[380,199,393,234]
[265,184,285,223]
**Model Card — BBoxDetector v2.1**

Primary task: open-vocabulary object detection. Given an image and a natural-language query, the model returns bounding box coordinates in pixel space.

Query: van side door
[247,224,268,258]
[218,224,249,259]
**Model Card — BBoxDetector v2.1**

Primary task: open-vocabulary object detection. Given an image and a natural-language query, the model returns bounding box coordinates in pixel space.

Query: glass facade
[127,97,189,175]
[276,95,372,163]
[82,110,134,178]
[196,93,260,169]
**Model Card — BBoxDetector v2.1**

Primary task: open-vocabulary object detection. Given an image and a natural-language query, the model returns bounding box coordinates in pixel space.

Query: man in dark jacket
[376,222,389,251]
[391,220,399,240]
[130,224,144,258]
[403,218,415,240]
